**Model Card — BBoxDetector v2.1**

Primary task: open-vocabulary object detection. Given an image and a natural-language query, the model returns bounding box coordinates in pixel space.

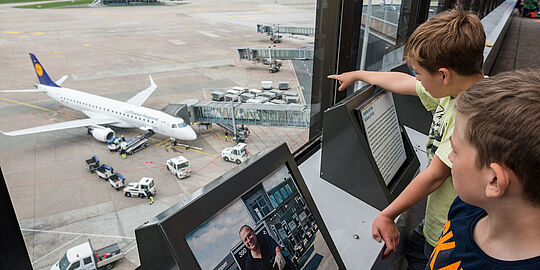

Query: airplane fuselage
[39,84,196,141]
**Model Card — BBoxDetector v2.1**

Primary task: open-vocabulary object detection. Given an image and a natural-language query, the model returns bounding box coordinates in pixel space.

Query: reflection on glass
[358,0,409,76]
[355,0,475,91]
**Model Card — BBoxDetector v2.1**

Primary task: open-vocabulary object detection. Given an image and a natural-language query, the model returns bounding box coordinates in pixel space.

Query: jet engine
[89,127,115,142]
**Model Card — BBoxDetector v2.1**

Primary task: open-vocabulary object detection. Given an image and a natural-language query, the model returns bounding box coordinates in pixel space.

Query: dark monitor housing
[135,143,345,270]
[320,86,420,211]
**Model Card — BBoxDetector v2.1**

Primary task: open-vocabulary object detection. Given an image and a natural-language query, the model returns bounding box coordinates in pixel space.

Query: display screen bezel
[154,143,345,269]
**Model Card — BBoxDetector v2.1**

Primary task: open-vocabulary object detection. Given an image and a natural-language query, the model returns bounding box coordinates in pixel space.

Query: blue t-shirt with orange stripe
[426,197,540,270]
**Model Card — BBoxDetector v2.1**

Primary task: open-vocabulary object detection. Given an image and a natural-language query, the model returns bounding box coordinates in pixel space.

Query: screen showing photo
[185,165,338,270]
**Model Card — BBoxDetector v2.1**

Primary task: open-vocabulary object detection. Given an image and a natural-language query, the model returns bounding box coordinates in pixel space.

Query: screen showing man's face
[240,227,258,250]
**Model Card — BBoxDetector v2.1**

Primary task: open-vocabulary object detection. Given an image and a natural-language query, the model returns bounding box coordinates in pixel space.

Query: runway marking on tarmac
[82,43,182,65]
[18,35,29,38]
[149,137,216,157]
[226,15,249,19]
[31,235,83,265]
[31,32,44,36]
[2,31,21,34]
[124,244,138,254]
[249,126,269,148]
[82,43,220,73]
[0,97,57,113]
[21,228,136,240]
[195,155,221,173]
[0,97,80,120]
[10,165,162,190]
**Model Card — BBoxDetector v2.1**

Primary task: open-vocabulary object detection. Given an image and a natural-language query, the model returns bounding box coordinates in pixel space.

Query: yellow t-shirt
[415,81,457,247]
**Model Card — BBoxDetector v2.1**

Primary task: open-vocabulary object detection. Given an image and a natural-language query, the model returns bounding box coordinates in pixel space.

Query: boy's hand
[372,213,400,258]
[327,72,358,91]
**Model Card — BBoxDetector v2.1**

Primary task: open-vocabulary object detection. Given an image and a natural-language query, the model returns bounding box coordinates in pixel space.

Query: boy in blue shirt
[427,69,540,269]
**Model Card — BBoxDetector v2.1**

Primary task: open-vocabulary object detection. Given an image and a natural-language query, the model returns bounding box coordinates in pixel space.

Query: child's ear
[485,163,509,198]
[438,68,451,85]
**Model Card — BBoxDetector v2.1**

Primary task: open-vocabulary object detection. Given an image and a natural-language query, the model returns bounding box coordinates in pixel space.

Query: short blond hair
[404,8,485,75]
[454,70,540,205]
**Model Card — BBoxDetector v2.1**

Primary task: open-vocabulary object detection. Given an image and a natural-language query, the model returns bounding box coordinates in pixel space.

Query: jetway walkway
[237,47,314,72]
[238,47,314,61]
[257,24,315,43]
[191,101,310,128]
[162,100,309,142]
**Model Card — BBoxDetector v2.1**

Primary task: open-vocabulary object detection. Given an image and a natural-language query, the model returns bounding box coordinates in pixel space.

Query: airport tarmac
[0,1,315,269]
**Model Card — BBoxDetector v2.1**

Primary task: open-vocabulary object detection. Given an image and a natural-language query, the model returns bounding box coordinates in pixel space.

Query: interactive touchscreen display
[185,165,338,270]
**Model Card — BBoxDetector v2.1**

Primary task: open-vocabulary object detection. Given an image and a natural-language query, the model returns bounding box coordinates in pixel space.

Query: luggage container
[211,91,225,101]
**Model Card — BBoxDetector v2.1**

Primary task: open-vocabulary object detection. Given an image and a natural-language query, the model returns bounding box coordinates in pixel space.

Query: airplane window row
[60,97,155,124]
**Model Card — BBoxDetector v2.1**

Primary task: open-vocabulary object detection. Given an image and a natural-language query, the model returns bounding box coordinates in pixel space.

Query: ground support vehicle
[107,137,125,152]
[270,89,283,99]
[96,164,114,179]
[85,156,100,173]
[108,173,125,191]
[240,93,255,102]
[119,131,153,156]
[49,239,123,270]
[211,90,225,101]
[261,81,273,90]
[123,177,156,198]
[249,88,263,96]
[221,143,248,164]
[167,156,191,179]
[278,81,290,90]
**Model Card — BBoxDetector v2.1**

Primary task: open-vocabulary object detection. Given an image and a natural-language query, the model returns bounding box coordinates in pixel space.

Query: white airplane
[0,53,196,142]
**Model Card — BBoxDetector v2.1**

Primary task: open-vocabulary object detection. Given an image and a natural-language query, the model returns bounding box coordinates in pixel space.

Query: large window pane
[0,0,318,268]
[356,0,415,77]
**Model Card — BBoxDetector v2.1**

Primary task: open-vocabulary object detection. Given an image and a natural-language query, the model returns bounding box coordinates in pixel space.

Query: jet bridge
[162,100,310,142]
[191,101,310,128]
[237,47,314,73]
[257,24,315,43]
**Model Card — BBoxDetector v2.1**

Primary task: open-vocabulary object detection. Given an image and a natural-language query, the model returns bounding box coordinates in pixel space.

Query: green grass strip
[14,0,93,8]
[0,0,55,4]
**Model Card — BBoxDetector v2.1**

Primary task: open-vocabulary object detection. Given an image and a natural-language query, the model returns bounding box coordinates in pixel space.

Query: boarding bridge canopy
[257,24,315,36]
[191,101,310,128]
[237,47,314,61]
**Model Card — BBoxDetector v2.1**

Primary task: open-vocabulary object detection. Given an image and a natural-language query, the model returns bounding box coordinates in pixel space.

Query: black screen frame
[135,142,345,270]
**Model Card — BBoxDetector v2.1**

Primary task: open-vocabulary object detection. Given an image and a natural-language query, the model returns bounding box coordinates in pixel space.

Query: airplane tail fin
[29,53,60,87]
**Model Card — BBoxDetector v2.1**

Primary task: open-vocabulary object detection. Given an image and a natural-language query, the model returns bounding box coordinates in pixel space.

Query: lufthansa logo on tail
[34,63,43,76]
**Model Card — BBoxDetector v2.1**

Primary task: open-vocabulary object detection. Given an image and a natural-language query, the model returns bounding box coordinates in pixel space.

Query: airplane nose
[183,126,197,140]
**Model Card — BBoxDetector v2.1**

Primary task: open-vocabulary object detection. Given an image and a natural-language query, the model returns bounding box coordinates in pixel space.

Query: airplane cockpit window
[172,124,177,128]
[177,122,187,128]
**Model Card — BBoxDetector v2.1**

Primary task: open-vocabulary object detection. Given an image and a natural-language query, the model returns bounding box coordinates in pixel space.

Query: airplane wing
[0,118,118,136]
[126,75,157,106]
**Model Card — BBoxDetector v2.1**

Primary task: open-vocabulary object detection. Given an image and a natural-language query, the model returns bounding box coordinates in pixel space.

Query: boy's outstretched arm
[327,71,417,95]
[372,155,451,258]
